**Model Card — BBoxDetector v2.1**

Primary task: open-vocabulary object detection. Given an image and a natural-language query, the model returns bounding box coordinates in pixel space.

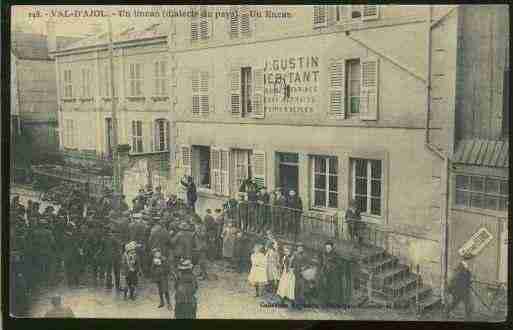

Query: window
[241,67,252,116]
[128,63,143,97]
[230,6,251,39]
[314,5,379,28]
[193,146,211,189]
[192,70,210,115]
[503,68,510,137]
[352,159,382,216]
[312,156,338,209]
[154,60,168,96]
[347,59,361,117]
[191,7,211,42]
[234,149,252,190]
[313,5,327,28]
[80,68,92,98]
[154,119,169,152]
[63,69,73,98]
[64,119,75,148]
[131,120,143,153]
[455,175,508,212]
[102,64,116,97]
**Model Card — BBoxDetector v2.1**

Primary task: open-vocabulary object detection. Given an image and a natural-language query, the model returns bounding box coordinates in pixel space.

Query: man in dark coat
[272,189,287,235]
[204,209,217,261]
[102,226,122,290]
[193,224,209,279]
[149,221,172,259]
[171,222,195,261]
[292,243,308,309]
[151,249,171,309]
[180,175,197,212]
[286,190,303,239]
[63,223,82,288]
[257,187,271,233]
[446,260,473,320]
[31,219,56,286]
[345,199,362,243]
[318,241,352,308]
[174,259,198,319]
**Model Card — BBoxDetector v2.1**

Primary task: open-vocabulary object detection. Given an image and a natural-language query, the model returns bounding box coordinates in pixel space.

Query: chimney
[46,19,57,54]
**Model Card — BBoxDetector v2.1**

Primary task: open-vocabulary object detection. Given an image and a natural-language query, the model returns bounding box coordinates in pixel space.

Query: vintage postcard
[8,4,509,322]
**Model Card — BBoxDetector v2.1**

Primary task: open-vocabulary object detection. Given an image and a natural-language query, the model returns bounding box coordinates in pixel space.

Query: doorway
[277,152,299,194]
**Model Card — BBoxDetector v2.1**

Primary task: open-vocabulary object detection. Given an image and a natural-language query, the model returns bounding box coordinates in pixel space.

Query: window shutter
[230,68,241,116]
[362,5,379,21]
[181,145,192,176]
[230,7,239,39]
[142,121,150,153]
[252,150,266,190]
[165,120,170,151]
[130,120,135,153]
[220,149,230,196]
[200,18,210,40]
[240,6,251,37]
[210,147,221,194]
[313,6,328,28]
[329,58,345,119]
[209,68,215,113]
[327,5,337,26]
[252,67,265,119]
[360,57,379,120]
[200,71,209,115]
[337,5,351,24]
[191,17,199,42]
[153,120,159,152]
[192,70,200,115]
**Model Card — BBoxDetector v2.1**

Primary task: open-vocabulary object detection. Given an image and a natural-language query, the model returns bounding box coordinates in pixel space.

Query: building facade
[169,5,509,289]
[53,22,173,204]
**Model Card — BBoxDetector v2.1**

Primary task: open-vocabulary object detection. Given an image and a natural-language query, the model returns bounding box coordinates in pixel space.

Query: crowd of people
[10,176,356,319]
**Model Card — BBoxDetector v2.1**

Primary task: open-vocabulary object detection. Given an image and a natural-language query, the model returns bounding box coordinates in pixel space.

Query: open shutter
[210,147,220,194]
[191,16,199,42]
[220,149,230,196]
[360,57,379,120]
[313,6,328,28]
[240,6,251,37]
[181,145,192,176]
[200,17,210,40]
[337,5,351,24]
[129,120,135,153]
[252,67,265,119]
[142,121,151,153]
[229,7,239,39]
[230,68,241,116]
[165,120,170,151]
[153,120,160,152]
[192,70,200,116]
[362,5,380,21]
[252,150,266,190]
[329,58,345,119]
[209,67,215,113]
[200,71,209,115]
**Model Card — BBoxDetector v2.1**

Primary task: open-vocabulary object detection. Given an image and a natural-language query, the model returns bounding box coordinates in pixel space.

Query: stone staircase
[354,246,441,314]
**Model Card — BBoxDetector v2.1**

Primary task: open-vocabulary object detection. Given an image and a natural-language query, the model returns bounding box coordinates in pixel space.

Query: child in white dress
[248,243,268,297]
[277,245,295,303]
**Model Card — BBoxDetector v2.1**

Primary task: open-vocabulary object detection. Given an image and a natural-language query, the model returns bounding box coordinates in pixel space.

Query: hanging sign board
[458,227,493,258]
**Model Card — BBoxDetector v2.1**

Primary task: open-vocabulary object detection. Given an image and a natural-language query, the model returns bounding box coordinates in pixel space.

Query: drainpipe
[424,5,450,307]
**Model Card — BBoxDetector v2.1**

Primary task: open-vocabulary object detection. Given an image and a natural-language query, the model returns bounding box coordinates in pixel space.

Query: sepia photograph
[7,4,509,322]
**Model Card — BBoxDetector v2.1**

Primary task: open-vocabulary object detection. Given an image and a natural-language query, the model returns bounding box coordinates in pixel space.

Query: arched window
[154,119,170,152]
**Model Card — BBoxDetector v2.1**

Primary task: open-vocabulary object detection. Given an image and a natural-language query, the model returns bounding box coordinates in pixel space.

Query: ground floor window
[155,119,169,152]
[311,155,338,209]
[352,158,382,216]
[455,174,508,212]
[277,152,299,195]
[131,120,143,154]
[234,149,252,191]
[192,145,211,189]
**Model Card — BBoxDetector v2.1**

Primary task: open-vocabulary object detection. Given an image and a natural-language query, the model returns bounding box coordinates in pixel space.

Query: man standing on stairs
[445,260,473,320]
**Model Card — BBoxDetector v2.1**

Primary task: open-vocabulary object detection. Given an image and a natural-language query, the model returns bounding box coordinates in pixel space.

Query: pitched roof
[11,32,83,60]
[453,139,509,168]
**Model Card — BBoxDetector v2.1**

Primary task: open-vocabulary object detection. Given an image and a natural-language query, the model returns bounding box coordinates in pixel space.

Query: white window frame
[347,58,361,118]
[80,67,92,98]
[455,174,509,213]
[63,69,73,98]
[153,60,168,97]
[128,63,144,97]
[154,119,169,152]
[311,155,338,209]
[352,158,383,217]
[131,120,144,154]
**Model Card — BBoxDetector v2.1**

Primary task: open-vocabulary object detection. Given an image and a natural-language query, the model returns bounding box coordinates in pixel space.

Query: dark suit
[447,264,472,319]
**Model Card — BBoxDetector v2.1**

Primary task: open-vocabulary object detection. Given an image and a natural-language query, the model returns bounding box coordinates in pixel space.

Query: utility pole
[107,16,121,198]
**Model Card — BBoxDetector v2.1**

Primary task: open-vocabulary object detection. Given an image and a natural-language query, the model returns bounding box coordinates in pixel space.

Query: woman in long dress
[265,240,281,294]
[222,221,238,267]
[277,245,295,303]
[248,244,268,297]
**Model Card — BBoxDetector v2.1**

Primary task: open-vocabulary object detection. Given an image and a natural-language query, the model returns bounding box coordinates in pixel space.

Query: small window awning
[453,139,509,168]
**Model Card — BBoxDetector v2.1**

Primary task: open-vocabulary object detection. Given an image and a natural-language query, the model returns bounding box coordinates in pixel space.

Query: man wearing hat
[44,296,75,318]
[446,259,473,320]
[151,248,171,309]
[171,222,195,261]
[174,259,198,319]
[292,243,309,309]
[129,213,149,277]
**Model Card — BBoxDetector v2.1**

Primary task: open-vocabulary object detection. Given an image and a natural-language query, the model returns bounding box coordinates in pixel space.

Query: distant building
[10,24,81,180]
[52,22,173,204]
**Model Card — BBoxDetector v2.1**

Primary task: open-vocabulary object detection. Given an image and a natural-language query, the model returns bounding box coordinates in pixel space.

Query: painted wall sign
[263,56,320,114]
[458,227,494,258]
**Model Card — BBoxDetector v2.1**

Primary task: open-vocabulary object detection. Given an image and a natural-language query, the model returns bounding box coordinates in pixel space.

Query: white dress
[277,255,295,300]
[248,252,268,286]
[266,249,281,282]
